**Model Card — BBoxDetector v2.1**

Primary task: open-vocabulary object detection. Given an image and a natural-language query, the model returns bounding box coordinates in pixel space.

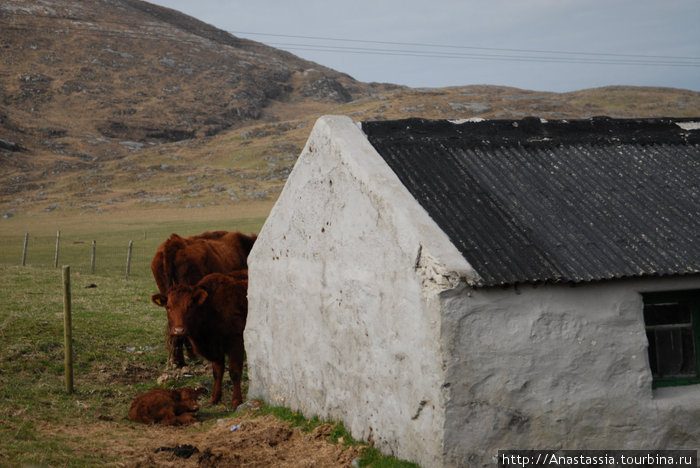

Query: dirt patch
[40,413,364,467]
[93,361,163,387]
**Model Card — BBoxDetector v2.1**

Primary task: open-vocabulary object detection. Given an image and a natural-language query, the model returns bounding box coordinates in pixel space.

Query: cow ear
[152,294,167,307]
[194,289,208,305]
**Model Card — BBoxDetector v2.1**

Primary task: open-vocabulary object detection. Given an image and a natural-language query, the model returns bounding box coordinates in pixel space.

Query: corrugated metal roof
[362,117,700,287]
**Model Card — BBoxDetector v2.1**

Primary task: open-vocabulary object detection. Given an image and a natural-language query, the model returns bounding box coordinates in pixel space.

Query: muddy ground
[43,409,364,467]
[36,360,366,467]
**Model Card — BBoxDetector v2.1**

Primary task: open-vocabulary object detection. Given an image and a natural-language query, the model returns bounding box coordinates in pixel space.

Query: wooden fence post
[125,240,133,279]
[91,240,96,274]
[63,265,74,394]
[54,231,61,269]
[21,232,29,266]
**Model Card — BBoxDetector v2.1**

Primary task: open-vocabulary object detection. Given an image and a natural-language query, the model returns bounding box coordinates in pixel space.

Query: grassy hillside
[2,3,698,224]
[3,84,699,223]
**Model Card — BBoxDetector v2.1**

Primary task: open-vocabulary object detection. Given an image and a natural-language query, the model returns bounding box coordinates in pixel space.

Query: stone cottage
[245,115,700,467]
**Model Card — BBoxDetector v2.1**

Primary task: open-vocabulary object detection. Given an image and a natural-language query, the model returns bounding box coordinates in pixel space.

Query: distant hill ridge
[0,0,370,147]
[0,0,699,218]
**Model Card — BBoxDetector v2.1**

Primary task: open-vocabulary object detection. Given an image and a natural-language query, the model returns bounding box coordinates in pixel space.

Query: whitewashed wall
[440,275,700,467]
[246,116,474,467]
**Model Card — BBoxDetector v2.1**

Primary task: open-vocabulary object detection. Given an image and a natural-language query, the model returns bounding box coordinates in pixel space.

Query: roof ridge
[363,117,700,148]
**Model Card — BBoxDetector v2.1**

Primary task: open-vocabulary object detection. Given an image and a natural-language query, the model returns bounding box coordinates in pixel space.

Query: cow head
[151,285,208,336]
[173,387,206,413]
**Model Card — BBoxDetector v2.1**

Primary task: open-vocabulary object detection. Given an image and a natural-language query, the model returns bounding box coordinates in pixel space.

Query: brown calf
[129,387,205,425]
[152,271,248,408]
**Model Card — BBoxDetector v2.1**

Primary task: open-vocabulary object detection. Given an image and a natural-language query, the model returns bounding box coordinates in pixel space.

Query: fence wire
[1,232,155,279]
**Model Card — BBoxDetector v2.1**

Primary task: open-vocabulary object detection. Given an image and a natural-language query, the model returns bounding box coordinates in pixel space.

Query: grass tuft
[253,403,420,467]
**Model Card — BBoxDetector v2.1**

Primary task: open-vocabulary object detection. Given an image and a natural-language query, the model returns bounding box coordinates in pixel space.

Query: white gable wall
[246,116,474,466]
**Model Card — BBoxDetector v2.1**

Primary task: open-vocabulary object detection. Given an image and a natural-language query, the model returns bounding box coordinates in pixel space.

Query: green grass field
[0,210,258,465]
[0,205,268,275]
[0,263,170,465]
[0,209,418,467]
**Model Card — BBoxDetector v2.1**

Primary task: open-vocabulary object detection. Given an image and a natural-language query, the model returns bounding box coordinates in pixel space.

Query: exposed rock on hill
[0,0,379,158]
[0,0,698,219]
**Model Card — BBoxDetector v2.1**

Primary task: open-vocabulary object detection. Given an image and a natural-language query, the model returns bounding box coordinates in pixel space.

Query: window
[643,290,700,388]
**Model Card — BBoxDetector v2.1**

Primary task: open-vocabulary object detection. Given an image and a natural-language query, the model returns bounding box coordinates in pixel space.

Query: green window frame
[642,289,700,388]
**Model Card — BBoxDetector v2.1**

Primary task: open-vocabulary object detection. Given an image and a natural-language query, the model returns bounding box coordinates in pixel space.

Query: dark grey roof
[362,117,700,287]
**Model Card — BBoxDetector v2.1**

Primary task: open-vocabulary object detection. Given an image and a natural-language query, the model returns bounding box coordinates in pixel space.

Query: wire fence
[0,231,156,280]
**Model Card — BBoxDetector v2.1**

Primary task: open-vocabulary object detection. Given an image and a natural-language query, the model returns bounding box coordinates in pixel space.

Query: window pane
[654,327,697,377]
[644,302,691,326]
[681,327,697,375]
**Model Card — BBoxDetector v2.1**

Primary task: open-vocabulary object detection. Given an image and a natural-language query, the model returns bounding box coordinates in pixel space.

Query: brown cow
[152,271,248,408]
[129,387,205,425]
[151,231,256,367]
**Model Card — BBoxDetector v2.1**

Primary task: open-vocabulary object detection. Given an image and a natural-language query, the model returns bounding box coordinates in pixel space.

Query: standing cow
[152,271,248,408]
[151,231,255,367]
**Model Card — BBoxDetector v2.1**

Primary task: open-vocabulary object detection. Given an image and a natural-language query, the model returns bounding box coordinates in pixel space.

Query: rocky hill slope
[1,0,699,219]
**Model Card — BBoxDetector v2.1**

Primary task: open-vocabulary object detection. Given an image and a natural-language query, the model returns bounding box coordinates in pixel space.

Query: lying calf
[152,271,248,408]
[129,387,204,425]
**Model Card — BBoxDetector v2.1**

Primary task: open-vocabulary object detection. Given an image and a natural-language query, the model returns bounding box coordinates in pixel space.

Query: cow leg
[174,337,187,367]
[167,333,186,368]
[210,359,224,405]
[160,407,177,426]
[184,339,196,360]
[229,334,245,408]
[174,411,197,425]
